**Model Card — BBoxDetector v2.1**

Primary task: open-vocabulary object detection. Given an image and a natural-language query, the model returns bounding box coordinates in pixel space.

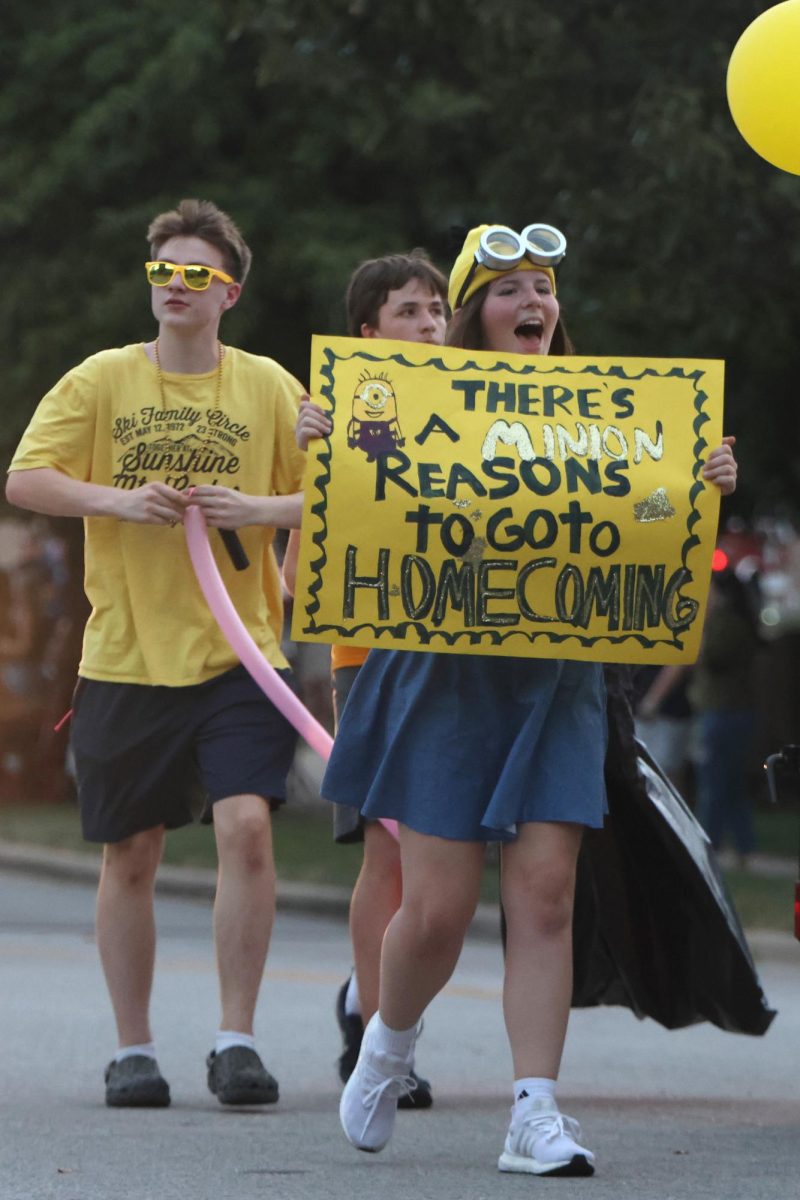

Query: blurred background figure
[0,563,41,797]
[634,663,694,795]
[689,568,762,867]
[0,519,78,802]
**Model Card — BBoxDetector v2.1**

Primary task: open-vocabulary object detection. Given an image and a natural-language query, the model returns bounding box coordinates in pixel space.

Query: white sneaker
[498,1097,595,1176]
[339,1014,417,1152]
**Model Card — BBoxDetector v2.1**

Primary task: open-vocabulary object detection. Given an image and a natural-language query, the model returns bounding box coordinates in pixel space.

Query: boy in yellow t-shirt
[284,249,448,1109]
[6,199,305,1110]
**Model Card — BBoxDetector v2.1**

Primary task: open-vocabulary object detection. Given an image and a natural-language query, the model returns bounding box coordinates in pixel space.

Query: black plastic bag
[568,666,775,1034]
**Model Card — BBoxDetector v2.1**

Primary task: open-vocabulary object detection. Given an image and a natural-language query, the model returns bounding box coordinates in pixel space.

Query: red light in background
[712,548,730,572]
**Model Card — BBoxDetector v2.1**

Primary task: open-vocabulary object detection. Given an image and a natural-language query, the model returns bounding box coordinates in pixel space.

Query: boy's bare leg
[349,820,403,1023]
[212,793,275,1034]
[95,826,165,1047]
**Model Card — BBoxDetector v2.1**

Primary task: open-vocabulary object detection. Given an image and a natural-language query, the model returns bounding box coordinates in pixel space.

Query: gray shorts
[331,665,366,844]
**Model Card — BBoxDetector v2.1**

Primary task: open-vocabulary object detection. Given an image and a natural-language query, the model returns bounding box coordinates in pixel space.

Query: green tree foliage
[2,0,797,513]
[0,0,272,403]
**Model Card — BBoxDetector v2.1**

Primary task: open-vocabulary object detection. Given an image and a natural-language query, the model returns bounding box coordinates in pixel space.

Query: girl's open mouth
[515,320,543,340]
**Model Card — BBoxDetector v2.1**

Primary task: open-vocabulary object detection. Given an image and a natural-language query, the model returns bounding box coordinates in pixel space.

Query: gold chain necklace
[153,338,224,410]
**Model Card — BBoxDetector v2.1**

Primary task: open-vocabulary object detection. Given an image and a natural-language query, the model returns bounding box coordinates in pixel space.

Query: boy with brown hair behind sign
[284,248,448,1108]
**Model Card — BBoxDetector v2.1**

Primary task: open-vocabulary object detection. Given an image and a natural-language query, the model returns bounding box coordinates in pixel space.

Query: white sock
[115,1042,157,1063]
[344,973,361,1017]
[370,1014,417,1062]
[215,1030,256,1055]
[512,1076,557,1118]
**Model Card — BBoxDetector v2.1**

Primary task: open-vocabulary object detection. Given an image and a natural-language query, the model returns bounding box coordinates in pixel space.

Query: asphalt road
[1,868,799,1200]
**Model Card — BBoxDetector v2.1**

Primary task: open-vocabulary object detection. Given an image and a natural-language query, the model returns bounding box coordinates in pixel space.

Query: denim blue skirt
[322,650,607,843]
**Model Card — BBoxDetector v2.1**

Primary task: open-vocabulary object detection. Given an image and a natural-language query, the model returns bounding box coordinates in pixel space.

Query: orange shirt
[330,644,368,672]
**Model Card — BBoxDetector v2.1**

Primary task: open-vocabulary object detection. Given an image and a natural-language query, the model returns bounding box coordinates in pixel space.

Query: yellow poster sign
[291,336,724,663]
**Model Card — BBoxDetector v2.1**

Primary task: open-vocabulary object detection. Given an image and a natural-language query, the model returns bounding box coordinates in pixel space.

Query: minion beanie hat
[448,225,557,311]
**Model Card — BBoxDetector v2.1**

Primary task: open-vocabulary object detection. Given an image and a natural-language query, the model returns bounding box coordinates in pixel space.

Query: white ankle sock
[512,1076,557,1117]
[370,1014,417,1061]
[115,1042,157,1063]
[215,1030,256,1055]
[344,973,361,1017]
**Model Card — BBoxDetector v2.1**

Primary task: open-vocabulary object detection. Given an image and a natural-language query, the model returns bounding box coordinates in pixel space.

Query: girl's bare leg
[500,822,583,1079]
[378,825,485,1030]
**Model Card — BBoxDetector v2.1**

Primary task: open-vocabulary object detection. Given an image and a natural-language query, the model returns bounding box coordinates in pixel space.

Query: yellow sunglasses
[145,261,235,291]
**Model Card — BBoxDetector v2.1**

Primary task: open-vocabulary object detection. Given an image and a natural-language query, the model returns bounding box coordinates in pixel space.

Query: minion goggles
[450,223,566,310]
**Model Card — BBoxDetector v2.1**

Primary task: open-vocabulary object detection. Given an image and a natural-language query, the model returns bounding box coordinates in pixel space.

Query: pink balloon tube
[184,507,398,840]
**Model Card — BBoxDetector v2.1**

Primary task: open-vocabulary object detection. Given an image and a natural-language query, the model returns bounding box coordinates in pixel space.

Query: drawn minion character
[348,372,405,461]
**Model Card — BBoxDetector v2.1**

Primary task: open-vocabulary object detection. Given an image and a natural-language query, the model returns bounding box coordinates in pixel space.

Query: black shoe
[105,1055,170,1108]
[206,1046,279,1105]
[335,978,365,1084]
[398,1069,433,1110]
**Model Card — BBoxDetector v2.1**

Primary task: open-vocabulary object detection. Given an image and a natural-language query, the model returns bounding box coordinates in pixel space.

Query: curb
[0,840,794,955]
[0,840,503,939]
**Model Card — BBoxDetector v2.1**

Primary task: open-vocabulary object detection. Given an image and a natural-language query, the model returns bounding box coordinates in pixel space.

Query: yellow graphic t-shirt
[9,344,306,686]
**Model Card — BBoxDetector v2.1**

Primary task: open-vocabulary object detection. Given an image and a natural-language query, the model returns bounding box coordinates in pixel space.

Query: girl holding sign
[324,224,737,1177]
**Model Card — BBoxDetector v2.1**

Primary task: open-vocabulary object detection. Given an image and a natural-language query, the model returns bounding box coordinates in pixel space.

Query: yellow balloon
[727,0,800,175]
